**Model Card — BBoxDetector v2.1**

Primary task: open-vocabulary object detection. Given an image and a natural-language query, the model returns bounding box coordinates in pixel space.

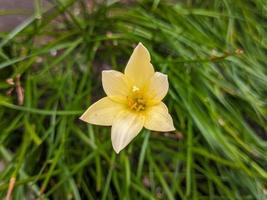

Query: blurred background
[0,0,267,199]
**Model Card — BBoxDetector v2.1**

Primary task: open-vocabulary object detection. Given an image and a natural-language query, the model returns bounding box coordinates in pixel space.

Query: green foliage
[0,0,267,199]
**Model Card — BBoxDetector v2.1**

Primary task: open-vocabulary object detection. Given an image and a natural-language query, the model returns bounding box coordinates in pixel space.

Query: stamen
[130,102,138,110]
[136,105,145,112]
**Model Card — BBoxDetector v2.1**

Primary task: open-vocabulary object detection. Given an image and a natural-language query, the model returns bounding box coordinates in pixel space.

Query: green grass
[0,0,267,199]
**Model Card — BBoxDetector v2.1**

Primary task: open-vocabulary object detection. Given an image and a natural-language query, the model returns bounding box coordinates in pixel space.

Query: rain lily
[80,43,175,153]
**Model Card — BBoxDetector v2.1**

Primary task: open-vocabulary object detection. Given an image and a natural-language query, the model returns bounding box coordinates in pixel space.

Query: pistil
[127,86,146,112]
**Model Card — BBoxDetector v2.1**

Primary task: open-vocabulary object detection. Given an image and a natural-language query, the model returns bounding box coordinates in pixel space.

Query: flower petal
[145,72,169,104]
[124,43,154,87]
[144,102,175,132]
[111,111,145,153]
[80,97,124,126]
[102,70,130,103]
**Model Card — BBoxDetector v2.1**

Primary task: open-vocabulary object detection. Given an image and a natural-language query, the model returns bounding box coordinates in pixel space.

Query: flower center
[127,86,146,112]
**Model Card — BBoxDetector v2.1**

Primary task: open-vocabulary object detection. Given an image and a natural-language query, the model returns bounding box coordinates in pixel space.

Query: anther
[136,105,145,112]
[130,102,138,110]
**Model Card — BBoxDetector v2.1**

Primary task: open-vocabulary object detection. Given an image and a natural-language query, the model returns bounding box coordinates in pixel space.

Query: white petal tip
[166,125,176,132]
[101,70,111,76]
[79,114,91,124]
[113,146,122,154]
[148,127,176,132]
[114,150,121,154]
[155,71,168,78]
[79,116,85,122]
[136,42,146,49]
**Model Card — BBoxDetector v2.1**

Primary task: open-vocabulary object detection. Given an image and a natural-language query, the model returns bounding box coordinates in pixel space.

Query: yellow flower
[80,43,175,153]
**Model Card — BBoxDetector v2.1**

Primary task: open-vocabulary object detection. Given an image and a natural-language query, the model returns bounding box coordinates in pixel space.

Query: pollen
[127,86,146,112]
